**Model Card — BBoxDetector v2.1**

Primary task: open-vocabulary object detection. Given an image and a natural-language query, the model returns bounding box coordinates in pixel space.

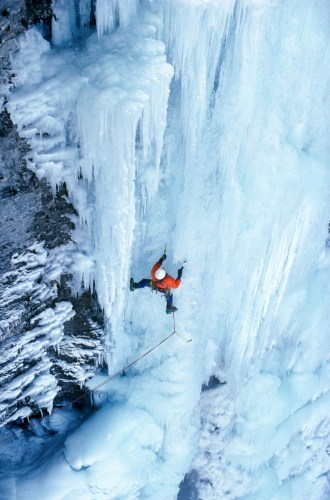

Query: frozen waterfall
[3,0,330,498]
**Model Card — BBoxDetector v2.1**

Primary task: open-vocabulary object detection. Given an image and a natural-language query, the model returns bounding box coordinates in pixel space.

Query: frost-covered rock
[1,5,105,427]
[0,243,72,425]
[0,240,105,426]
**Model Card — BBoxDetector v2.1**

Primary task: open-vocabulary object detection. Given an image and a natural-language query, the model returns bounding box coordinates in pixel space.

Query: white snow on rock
[0,243,75,425]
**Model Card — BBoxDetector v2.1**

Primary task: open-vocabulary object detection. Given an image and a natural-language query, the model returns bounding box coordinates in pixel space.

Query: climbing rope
[0,318,178,444]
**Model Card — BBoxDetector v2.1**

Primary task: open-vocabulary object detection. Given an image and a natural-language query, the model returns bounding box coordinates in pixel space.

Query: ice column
[76,16,173,351]
[52,0,93,45]
[96,0,139,37]
[8,6,173,357]
[52,0,79,45]
[161,0,237,163]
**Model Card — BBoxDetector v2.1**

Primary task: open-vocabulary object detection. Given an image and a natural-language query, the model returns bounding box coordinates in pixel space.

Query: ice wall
[131,0,330,497]
[5,0,330,498]
[75,24,173,343]
[162,0,237,163]
[156,0,330,497]
[8,2,173,358]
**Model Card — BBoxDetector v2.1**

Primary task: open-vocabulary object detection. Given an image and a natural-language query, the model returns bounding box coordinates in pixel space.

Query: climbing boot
[130,278,135,291]
[166,305,178,314]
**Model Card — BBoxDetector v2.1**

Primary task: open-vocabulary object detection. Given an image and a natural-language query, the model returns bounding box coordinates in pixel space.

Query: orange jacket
[151,261,181,290]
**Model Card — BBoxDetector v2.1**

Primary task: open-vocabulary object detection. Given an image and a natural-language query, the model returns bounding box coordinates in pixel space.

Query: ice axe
[180,258,187,270]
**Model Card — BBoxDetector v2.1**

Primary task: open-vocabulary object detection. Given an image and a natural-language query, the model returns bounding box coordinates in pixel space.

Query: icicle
[161,0,237,163]
[52,0,78,46]
[78,0,92,31]
[95,0,117,37]
[96,0,139,37]
[76,17,173,331]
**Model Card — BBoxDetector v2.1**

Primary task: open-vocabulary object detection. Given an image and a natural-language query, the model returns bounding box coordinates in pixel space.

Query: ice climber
[130,253,184,314]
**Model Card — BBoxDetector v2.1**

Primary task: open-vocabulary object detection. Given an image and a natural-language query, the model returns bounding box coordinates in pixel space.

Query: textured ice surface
[4,0,330,498]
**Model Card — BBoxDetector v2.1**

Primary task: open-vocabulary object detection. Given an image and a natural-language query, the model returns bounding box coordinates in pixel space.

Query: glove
[159,253,167,264]
[177,266,184,279]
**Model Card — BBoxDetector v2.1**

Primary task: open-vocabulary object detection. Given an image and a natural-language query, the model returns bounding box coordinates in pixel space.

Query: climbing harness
[0,311,190,444]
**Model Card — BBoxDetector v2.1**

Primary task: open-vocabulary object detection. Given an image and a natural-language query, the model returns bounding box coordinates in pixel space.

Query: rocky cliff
[0,0,104,428]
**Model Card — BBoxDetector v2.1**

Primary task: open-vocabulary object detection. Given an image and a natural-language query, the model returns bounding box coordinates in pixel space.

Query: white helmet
[155,267,166,280]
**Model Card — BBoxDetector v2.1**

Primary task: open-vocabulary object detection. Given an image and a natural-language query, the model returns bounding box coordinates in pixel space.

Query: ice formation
[3,0,330,498]
[0,243,74,424]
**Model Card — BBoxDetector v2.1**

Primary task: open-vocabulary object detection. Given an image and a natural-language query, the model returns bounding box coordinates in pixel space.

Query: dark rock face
[52,288,105,404]
[0,2,105,427]
[0,109,34,274]
[0,108,104,427]
[0,0,52,45]
[0,109,75,273]
[0,1,53,110]
[177,469,199,500]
